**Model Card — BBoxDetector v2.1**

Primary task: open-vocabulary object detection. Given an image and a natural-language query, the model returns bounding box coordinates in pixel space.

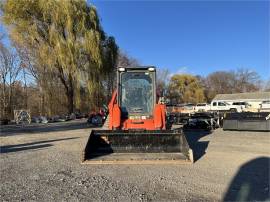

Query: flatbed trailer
[167,111,222,130]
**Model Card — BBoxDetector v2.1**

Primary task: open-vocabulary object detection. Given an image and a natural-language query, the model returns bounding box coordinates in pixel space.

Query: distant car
[69,113,76,120]
[87,107,108,126]
[47,117,54,123]
[31,116,48,124]
[39,116,48,124]
[195,103,210,112]
[64,114,72,121]
[58,115,66,122]
[75,112,84,119]
[49,115,60,122]
[259,100,270,112]
[31,117,40,123]
[87,114,103,126]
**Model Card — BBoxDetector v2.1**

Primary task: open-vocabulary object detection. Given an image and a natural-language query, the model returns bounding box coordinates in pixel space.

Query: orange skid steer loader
[82,66,193,164]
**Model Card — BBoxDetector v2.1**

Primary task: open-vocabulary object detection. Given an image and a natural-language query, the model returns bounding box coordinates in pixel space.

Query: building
[212,92,270,109]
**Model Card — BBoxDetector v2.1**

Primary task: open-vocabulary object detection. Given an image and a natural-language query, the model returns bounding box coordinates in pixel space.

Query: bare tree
[0,39,21,119]
[117,51,139,67]
[156,68,170,96]
[263,79,270,92]
[204,71,236,101]
[0,41,9,118]
[203,68,262,101]
[235,68,261,92]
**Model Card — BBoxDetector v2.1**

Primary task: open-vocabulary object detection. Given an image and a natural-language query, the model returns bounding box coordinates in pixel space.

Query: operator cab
[117,67,156,119]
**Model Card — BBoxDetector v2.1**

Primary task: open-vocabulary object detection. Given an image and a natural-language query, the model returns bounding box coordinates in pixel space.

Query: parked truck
[259,100,270,112]
[209,100,243,112]
[194,101,245,113]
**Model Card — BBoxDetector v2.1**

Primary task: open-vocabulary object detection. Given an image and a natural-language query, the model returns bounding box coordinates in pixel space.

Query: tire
[230,108,237,112]
[91,115,103,126]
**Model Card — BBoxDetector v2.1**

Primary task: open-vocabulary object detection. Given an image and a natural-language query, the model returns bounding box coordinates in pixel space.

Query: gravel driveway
[1,121,269,201]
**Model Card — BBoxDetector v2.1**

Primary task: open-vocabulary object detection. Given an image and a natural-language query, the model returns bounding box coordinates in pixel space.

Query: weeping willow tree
[168,74,205,104]
[1,0,118,113]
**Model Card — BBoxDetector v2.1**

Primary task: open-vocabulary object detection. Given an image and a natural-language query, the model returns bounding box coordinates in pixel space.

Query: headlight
[118,67,125,72]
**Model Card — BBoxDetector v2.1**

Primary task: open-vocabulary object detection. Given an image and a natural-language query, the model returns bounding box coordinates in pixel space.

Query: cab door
[211,101,217,111]
[218,101,227,111]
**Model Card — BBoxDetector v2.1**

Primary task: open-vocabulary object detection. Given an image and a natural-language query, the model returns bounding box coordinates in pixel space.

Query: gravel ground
[1,120,269,201]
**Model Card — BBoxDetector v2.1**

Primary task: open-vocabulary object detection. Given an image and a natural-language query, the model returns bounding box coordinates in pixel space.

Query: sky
[0,1,269,80]
[91,0,269,80]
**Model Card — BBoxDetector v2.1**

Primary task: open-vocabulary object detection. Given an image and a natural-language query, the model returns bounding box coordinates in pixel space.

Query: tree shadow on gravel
[223,157,270,202]
[0,121,94,136]
[0,137,79,153]
[183,130,211,162]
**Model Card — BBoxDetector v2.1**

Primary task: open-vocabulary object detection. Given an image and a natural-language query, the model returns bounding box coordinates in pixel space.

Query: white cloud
[175,66,188,74]
[168,66,189,78]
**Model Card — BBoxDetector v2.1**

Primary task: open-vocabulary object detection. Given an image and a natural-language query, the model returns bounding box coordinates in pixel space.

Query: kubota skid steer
[82,66,193,164]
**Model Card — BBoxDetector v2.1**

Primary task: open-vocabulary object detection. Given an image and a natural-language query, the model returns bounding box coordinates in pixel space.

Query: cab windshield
[120,72,154,115]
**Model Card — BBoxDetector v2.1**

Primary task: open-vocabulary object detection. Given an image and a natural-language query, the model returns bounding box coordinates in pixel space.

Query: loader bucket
[82,129,193,164]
